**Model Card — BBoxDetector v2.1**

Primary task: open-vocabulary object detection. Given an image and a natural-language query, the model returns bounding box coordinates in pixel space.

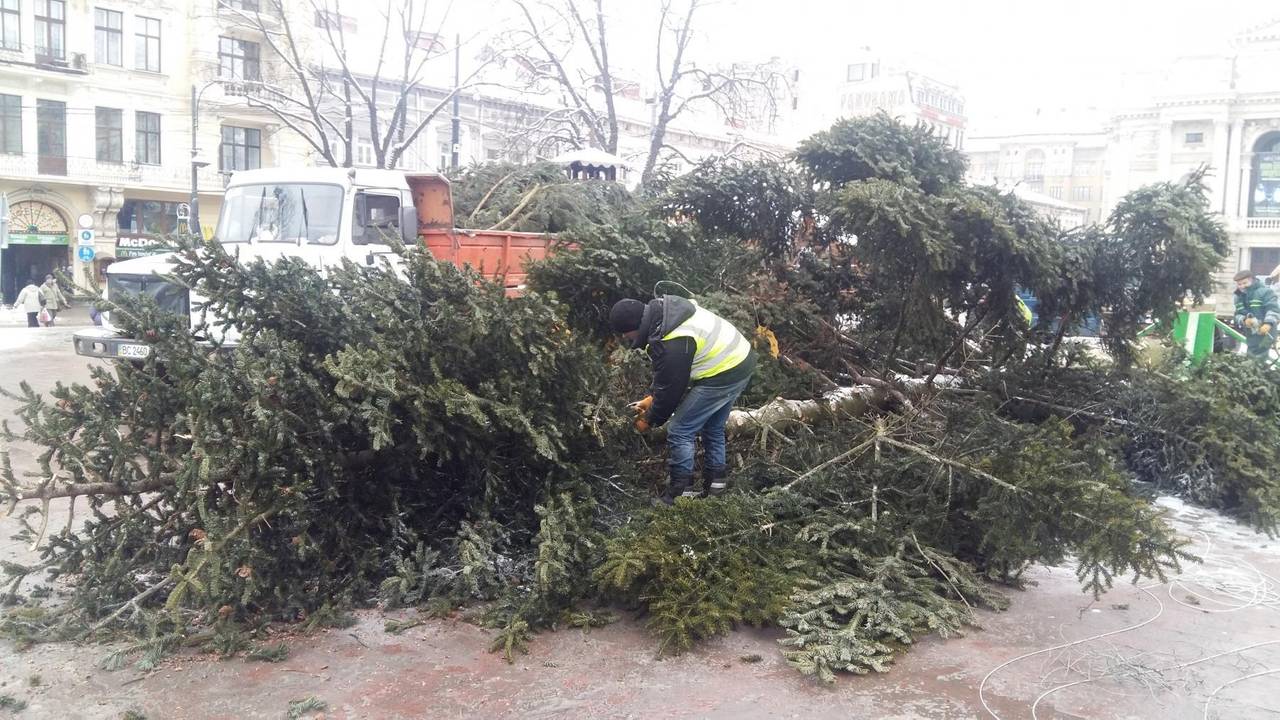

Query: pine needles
[245,641,290,662]
[285,697,327,719]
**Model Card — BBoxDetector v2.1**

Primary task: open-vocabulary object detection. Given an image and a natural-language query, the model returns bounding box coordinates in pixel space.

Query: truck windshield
[216,184,343,245]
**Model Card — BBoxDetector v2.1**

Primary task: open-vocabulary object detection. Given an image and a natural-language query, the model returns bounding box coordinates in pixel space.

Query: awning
[6,233,69,245]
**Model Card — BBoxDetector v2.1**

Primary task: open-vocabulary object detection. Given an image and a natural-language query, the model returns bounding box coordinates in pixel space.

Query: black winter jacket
[634,295,755,426]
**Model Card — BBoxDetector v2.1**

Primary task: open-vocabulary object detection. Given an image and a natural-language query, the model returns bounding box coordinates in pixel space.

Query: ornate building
[964,124,1107,225]
[1104,19,1280,310]
[0,0,311,301]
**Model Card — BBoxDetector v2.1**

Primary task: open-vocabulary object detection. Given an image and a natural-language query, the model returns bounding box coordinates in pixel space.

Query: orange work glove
[634,417,650,433]
[1244,317,1259,329]
[1260,323,1274,336]
[630,395,654,416]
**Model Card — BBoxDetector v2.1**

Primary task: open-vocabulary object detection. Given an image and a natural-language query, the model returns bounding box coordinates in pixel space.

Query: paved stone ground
[1,327,1277,719]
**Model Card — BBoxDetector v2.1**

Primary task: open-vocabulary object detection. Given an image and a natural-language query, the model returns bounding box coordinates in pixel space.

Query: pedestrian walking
[15,279,44,328]
[40,274,68,326]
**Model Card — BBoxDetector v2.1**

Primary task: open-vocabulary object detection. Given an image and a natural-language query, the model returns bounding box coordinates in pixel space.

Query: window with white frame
[35,0,66,60]
[95,107,123,163]
[94,8,122,65]
[136,111,160,165]
[0,93,19,154]
[355,139,374,167]
[0,0,20,51]
[218,36,260,81]
[220,125,261,170]
[135,16,160,72]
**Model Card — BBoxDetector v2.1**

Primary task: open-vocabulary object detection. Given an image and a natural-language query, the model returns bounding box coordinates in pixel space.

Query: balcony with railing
[1243,217,1280,231]
[0,48,90,78]
[0,153,229,192]
[215,0,283,30]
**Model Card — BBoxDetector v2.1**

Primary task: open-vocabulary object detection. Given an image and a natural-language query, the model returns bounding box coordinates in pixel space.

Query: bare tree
[218,0,490,169]
[500,0,787,185]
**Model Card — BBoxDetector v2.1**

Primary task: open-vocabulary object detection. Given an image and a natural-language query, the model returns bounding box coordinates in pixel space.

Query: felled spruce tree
[1,112,1261,684]
[2,236,613,648]
[531,113,1238,680]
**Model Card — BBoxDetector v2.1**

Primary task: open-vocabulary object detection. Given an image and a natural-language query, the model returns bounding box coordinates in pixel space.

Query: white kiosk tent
[552,149,628,182]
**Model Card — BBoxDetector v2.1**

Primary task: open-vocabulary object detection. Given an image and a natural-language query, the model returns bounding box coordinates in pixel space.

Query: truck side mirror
[400,206,418,245]
[352,194,368,245]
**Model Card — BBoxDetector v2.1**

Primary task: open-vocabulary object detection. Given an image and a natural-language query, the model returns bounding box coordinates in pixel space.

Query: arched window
[9,200,68,237]
[1249,132,1280,217]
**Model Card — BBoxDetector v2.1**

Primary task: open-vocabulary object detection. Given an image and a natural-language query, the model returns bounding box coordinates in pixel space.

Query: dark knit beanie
[609,298,646,333]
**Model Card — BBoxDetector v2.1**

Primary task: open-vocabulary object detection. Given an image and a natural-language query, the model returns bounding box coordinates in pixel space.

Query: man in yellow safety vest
[610,295,756,504]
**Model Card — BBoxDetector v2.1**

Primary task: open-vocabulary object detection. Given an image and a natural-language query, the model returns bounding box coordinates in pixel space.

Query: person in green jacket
[1233,270,1280,361]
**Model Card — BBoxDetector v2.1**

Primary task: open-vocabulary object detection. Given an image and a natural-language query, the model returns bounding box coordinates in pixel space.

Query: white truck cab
[73,167,430,360]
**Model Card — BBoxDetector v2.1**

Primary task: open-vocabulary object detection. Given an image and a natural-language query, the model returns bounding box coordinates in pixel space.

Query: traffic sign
[77,245,96,262]
[78,228,95,245]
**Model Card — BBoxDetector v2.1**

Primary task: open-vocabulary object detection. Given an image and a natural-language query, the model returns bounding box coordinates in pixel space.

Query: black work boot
[658,472,700,506]
[704,466,730,497]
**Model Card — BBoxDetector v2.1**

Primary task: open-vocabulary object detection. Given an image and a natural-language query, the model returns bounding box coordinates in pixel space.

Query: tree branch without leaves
[225,0,492,169]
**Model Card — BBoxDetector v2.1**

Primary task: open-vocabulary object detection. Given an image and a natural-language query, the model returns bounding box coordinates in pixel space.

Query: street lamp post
[450,34,461,171]
[190,81,223,236]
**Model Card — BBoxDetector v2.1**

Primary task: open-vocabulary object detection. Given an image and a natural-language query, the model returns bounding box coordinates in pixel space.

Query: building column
[1224,119,1247,220]
[1102,131,1131,214]
[1156,119,1174,177]
[1210,119,1230,213]
[86,186,123,289]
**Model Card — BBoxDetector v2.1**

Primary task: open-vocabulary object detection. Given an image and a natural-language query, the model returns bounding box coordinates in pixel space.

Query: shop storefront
[114,199,185,260]
[0,201,71,304]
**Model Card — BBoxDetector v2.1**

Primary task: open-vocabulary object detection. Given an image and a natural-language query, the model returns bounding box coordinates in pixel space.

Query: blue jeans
[666,372,752,477]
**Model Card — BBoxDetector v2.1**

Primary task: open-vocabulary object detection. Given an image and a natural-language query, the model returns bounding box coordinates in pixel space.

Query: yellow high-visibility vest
[1016,295,1033,325]
[662,303,751,380]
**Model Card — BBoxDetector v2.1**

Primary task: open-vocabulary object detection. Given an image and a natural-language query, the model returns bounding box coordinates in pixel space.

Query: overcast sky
[712,0,1274,131]
[432,0,1274,133]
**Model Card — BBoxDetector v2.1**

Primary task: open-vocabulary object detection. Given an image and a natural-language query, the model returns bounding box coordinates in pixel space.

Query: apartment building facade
[1103,19,1280,310]
[0,0,309,300]
[964,128,1108,225]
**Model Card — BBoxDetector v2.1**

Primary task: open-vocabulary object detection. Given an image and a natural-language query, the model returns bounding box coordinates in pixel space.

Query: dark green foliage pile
[1030,169,1230,362]
[989,351,1280,534]
[795,112,966,194]
[661,157,816,258]
[0,114,1263,684]
[1095,171,1231,359]
[448,161,632,233]
[594,399,1189,680]
[2,235,613,643]
[596,494,805,655]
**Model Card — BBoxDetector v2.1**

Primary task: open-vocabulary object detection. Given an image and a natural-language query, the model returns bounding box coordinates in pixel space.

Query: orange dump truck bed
[406,173,557,294]
[421,229,555,292]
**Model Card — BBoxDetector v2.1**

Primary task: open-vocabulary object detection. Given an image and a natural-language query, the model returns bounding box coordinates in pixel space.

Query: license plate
[118,343,151,359]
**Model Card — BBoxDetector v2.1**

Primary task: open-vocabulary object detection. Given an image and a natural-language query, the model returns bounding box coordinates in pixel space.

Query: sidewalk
[0,302,95,328]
